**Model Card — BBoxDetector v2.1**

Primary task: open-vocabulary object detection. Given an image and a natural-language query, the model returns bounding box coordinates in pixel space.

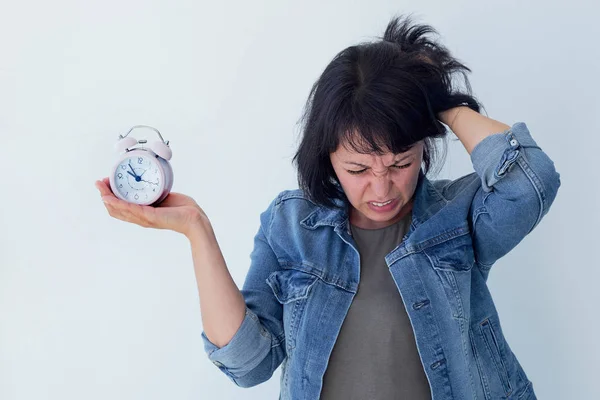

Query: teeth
[371,200,392,207]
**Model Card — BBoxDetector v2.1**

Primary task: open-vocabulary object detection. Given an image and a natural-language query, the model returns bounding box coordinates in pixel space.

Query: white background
[1,0,598,399]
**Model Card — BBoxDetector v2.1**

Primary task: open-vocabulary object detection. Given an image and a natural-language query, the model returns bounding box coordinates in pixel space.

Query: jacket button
[213,361,224,367]
[430,359,444,370]
[412,299,430,310]
[510,139,518,146]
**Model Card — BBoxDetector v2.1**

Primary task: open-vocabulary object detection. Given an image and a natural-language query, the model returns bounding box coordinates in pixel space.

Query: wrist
[185,215,214,243]
[439,106,469,129]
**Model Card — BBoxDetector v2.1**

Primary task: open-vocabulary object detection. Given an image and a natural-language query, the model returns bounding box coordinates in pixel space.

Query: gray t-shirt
[320,212,432,399]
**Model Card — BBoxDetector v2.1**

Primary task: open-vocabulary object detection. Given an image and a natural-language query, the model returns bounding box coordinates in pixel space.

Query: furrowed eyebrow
[343,152,414,168]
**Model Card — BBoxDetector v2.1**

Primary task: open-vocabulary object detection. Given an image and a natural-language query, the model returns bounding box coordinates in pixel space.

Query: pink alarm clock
[109,125,174,206]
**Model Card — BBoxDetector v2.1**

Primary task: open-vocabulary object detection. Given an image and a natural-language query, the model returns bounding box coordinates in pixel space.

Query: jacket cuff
[470,122,540,192]
[201,307,272,377]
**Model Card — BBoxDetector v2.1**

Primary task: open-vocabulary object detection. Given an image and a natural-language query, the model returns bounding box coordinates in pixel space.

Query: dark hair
[292,13,484,209]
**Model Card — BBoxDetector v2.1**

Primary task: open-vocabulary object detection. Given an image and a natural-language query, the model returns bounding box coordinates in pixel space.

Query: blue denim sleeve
[469,122,561,270]
[200,194,287,388]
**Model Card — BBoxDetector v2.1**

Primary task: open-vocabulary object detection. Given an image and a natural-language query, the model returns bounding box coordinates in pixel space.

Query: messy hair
[292,13,484,209]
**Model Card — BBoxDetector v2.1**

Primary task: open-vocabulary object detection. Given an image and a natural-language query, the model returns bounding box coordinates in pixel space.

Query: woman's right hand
[95,177,209,237]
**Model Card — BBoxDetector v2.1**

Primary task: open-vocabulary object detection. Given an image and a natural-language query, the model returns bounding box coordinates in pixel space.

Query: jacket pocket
[471,316,514,399]
[428,231,475,272]
[266,268,319,352]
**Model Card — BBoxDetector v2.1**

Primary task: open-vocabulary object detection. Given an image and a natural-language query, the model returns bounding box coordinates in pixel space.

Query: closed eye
[347,163,412,175]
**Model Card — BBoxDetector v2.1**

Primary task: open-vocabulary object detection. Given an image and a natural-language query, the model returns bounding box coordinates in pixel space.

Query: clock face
[113,154,163,204]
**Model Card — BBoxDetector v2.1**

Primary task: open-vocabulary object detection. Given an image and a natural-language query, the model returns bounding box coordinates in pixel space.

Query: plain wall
[1,0,598,399]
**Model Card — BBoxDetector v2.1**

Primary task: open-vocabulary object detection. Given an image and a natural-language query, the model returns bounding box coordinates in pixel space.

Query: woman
[96,14,560,400]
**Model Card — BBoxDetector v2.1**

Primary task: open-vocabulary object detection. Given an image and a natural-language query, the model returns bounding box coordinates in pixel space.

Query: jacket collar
[300,169,448,235]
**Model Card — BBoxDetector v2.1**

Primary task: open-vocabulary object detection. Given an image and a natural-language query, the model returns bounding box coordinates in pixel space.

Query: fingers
[105,201,152,228]
[103,199,154,228]
[95,178,115,198]
[95,178,159,228]
[95,178,132,209]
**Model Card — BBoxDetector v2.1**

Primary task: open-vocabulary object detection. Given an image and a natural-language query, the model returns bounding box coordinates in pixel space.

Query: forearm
[439,106,511,156]
[186,220,246,348]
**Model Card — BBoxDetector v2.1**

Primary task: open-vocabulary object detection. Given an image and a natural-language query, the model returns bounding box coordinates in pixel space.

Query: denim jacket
[201,122,561,400]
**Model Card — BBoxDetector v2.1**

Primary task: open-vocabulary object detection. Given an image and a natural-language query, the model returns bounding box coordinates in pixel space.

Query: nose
[370,171,392,198]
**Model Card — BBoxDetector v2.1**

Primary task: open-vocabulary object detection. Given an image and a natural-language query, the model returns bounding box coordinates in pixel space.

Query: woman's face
[330,139,424,230]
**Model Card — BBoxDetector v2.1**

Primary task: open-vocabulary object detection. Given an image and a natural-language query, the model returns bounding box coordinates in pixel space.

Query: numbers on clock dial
[114,154,162,203]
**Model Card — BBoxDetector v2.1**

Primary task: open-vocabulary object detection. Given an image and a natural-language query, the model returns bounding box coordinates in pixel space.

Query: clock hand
[126,171,137,179]
[128,162,138,178]
[141,179,159,185]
